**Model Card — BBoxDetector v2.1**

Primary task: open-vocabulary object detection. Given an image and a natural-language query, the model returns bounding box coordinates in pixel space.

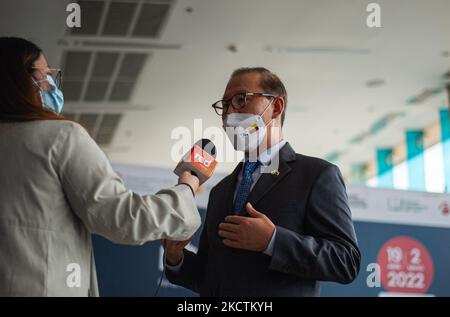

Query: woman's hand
[163,236,194,266]
[178,170,200,194]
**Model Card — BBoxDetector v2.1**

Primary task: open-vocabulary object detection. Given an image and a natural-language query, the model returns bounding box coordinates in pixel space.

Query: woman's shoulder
[2,119,84,138]
[1,120,92,159]
[33,119,87,137]
[25,120,90,149]
[42,119,83,130]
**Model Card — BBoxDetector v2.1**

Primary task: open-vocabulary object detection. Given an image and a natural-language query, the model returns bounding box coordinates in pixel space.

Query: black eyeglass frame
[211,92,277,116]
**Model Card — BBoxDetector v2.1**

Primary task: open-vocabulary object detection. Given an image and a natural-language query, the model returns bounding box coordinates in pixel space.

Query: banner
[91,164,450,296]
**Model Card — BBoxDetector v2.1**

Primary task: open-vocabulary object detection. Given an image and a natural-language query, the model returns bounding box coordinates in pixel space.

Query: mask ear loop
[45,75,57,90]
[31,76,47,93]
[31,75,55,110]
[259,97,277,128]
[32,75,55,92]
[244,98,276,136]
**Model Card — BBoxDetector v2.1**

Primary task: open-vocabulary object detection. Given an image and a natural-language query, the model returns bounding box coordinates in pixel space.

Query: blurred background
[1,0,449,296]
[1,0,449,190]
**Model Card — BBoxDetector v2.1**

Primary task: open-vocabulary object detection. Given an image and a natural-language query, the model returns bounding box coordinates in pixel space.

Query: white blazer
[0,120,200,296]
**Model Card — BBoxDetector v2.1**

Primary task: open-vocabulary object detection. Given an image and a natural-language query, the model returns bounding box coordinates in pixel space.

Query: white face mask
[223,100,274,153]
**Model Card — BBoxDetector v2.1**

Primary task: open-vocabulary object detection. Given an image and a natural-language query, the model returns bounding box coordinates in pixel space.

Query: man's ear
[272,97,285,120]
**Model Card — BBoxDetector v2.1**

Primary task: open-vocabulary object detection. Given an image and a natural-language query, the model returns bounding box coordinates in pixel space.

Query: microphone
[174,139,218,185]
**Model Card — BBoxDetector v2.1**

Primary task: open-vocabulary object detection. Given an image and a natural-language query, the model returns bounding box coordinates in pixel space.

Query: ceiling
[1,0,449,177]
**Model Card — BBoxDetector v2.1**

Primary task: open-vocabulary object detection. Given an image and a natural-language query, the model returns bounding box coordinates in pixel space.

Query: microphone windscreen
[194,139,216,158]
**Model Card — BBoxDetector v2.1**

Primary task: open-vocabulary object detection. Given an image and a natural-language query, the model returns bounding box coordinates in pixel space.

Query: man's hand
[218,202,275,252]
[163,236,194,266]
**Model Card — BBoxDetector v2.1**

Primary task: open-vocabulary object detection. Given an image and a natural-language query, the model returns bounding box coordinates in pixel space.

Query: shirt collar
[252,140,287,166]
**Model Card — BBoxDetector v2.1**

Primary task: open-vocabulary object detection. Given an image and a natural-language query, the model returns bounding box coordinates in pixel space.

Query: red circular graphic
[440,202,449,216]
[377,236,434,294]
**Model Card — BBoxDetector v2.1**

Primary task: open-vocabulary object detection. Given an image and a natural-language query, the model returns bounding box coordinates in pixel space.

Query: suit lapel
[218,161,242,217]
[247,142,296,206]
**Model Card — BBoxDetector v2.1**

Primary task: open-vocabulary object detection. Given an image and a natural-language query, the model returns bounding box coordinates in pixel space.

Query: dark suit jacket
[166,142,361,296]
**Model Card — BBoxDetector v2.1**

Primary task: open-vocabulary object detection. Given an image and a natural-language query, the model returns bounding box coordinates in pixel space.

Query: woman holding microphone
[0,37,200,296]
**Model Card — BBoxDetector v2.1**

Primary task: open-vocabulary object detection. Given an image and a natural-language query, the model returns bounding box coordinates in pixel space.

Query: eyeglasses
[211,92,276,116]
[31,67,63,89]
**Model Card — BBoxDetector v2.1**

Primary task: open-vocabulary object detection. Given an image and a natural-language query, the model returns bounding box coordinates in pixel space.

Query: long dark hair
[0,37,65,122]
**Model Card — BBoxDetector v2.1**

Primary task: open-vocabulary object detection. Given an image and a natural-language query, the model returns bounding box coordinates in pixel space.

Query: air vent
[85,52,119,101]
[79,113,100,129]
[71,0,105,35]
[111,52,148,101]
[61,50,150,102]
[63,81,84,101]
[102,2,137,36]
[63,112,123,146]
[62,51,92,101]
[132,2,170,38]
[69,0,172,39]
[96,114,122,144]
[84,81,108,101]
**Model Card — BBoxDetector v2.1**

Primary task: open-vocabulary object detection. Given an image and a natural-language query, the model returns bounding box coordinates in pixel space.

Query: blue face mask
[33,75,64,113]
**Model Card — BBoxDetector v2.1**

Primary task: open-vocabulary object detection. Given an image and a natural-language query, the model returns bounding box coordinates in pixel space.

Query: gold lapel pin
[271,169,280,176]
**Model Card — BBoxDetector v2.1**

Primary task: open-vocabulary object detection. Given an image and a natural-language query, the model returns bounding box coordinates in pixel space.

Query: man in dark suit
[164,67,360,296]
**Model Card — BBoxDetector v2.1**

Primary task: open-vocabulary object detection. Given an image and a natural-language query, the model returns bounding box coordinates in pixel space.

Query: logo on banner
[439,202,449,216]
[348,193,368,210]
[377,236,434,294]
[387,198,427,214]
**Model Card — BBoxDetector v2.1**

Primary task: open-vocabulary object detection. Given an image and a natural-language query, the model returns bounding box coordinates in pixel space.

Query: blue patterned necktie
[232,160,261,215]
